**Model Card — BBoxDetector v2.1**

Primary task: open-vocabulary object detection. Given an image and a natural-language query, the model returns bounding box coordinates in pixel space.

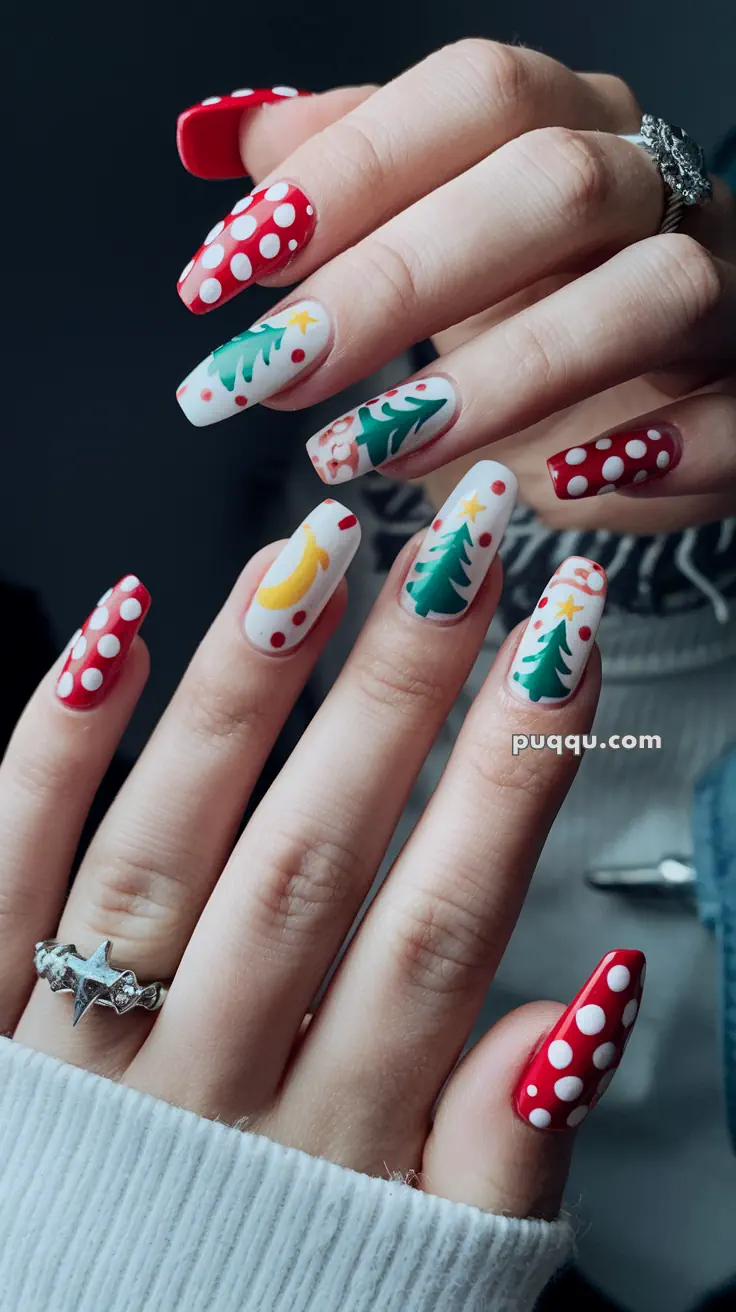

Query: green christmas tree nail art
[207,321,288,392]
[356,394,447,467]
[508,558,608,705]
[306,378,457,483]
[405,520,473,617]
[512,619,573,702]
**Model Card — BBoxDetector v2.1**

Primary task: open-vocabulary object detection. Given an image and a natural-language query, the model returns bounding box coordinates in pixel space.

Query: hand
[174,43,736,535]
[2,483,641,1219]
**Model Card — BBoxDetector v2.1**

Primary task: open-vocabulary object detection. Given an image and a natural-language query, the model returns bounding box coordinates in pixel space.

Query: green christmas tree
[207,323,287,392]
[356,394,447,467]
[406,520,473,618]
[513,619,573,702]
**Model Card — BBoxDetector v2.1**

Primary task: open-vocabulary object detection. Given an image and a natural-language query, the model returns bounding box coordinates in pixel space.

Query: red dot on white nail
[491,480,506,495]
[478,532,492,547]
[200,389,213,402]
[579,625,592,641]
[292,611,306,626]
[270,632,286,649]
[291,349,305,363]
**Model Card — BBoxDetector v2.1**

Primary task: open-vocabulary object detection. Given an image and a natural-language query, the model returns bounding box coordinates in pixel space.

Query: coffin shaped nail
[515,949,645,1132]
[548,425,681,499]
[244,500,361,653]
[176,300,331,427]
[401,461,517,623]
[56,575,150,710]
[177,87,309,179]
[306,377,458,484]
[178,181,316,313]
[508,556,607,705]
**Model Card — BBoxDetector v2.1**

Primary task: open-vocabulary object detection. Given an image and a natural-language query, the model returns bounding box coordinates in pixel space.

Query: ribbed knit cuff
[0,1038,571,1311]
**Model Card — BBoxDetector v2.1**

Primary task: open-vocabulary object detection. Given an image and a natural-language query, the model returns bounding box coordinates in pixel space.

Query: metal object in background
[586,856,696,898]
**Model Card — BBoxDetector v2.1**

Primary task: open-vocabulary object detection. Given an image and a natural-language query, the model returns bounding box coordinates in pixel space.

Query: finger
[306,232,736,483]
[127,463,518,1116]
[17,505,357,1070]
[177,131,663,428]
[0,577,150,1030]
[176,41,638,314]
[280,558,605,1172]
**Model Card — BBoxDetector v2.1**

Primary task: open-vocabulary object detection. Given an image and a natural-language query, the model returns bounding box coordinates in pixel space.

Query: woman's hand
[2,471,640,1220]
[174,42,736,534]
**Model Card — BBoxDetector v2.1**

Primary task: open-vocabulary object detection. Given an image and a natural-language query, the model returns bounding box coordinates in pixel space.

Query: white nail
[401,461,517,623]
[508,556,607,705]
[244,500,361,653]
[176,300,330,427]
[306,376,457,484]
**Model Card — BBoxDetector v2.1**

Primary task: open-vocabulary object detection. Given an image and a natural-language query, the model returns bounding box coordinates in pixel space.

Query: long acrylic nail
[401,461,517,623]
[244,500,360,653]
[508,556,607,705]
[177,87,309,179]
[548,424,681,499]
[515,949,645,1132]
[306,377,458,484]
[178,182,316,313]
[176,300,331,427]
[56,576,150,710]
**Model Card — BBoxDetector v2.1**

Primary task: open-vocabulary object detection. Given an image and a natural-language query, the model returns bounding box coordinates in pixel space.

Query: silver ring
[620,114,712,233]
[34,939,166,1026]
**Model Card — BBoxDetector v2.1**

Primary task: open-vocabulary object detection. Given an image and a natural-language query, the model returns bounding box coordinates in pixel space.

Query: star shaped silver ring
[34,940,166,1025]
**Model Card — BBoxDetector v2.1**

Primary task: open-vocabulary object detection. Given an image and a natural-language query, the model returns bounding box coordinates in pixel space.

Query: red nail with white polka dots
[547,424,681,500]
[55,576,150,710]
[178,182,316,314]
[515,949,645,1133]
[177,87,310,179]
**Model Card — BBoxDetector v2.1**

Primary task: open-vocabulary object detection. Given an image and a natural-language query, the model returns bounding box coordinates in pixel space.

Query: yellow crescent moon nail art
[256,523,330,610]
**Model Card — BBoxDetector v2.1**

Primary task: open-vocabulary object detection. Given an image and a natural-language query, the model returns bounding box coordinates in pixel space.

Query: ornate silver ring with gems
[620,114,713,234]
[34,940,166,1026]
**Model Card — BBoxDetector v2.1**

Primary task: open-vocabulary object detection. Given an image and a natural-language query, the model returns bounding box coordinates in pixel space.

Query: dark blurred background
[3,2,736,1307]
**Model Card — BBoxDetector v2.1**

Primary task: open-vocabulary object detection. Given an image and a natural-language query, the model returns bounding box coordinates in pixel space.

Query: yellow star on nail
[556,593,584,621]
[287,309,319,335]
[459,492,486,522]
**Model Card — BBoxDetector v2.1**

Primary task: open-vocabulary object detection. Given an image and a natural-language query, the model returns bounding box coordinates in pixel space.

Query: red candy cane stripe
[514,949,645,1132]
[176,87,311,179]
[547,425,681,500]
[178,181,316,314]
[56,576,151,710]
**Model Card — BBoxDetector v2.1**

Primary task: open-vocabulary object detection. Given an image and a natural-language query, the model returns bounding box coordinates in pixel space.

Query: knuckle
[651,233,723,326]
[349,236,424,319]
[519,126,613,224]
[463,727,560,801]
[352,647,447,719]
[318,115,393,198]
[249,825,362,949]
[181,666,268,749]
[503,310,570,393]
[81,848,187,945]
[392,883,498,1001]
[447,38,535,112]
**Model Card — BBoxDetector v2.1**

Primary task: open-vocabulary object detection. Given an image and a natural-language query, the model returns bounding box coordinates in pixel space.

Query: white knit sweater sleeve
[0,1038,571,1311]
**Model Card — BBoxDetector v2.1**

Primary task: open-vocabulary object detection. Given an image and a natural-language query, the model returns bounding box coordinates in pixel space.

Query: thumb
[423,949,645,1220]
[177,86,376,181]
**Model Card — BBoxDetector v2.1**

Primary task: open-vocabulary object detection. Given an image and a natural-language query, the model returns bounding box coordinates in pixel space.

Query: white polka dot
[601,455,625,482]
[120,575,139,591]
[231,196,253,215]
[81,668,103,692]
[593,1042,617,1070]
[273,202,296,228]
[566,1105,589,1128]
[120,598,143,621]
[201,242,225,269]
[587,571,605,592]
[306,205,314,216]
[97,587,113,604]
[200,96,221,105]
[271,86,298,97]
[259,233,281,259]
[231,88,253,97]
[231,214,257,241]
[65,628,82,655]
[576,1004,606,1035]
[656,450,670,469]
[97,634,121,658]
[554,1076,584,1102]
[264,182,290,202]
[632,470,648,483]
[622,998,639,1027]
[624,439,647,459]
[203,220,225,246]
[565,447,587,466]
[526,1085,538,1097]
[647,428,662,440]
[199,278,222,304]
[529,1108,551,1129]
[596,484,616,495]
[179,259,194,283]
[230,252,253,281]
[57,672,73,699]
[597,1070,616,1098]
[607,964,631,992]
[595,438,612,450]
[639,964,647,987]
[71,636,87,661]
[547,1039,573,1069]
[88,606,108,630]
[566,475,588,497]
[288,239,298,251]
